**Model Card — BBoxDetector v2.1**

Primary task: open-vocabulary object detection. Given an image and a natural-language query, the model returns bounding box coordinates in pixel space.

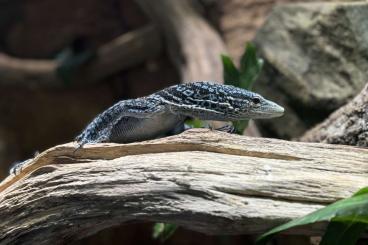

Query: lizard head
[156,82,285,121]
[226,91,285,120]
[192,82,284,120]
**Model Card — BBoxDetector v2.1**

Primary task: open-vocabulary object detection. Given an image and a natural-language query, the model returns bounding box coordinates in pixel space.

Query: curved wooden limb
[1,129,367,244]
[135,0,227,82]
[0,25,161,89]
[300,83,368,146]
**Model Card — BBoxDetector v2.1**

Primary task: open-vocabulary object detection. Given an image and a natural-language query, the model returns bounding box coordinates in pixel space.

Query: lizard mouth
[270,104,285,116]
[247,102,284,119]
[261,101,285,118]
[261,104,285,118]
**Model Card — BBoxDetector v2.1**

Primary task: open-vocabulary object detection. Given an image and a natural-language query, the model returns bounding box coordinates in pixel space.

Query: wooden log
[300,83,368,146]
[0,25,161,89]
[1,129,367,244]
[135,0,227,82]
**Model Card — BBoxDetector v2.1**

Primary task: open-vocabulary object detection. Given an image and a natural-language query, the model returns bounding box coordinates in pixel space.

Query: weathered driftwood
[0,25,160,88]
[301,83,368,146]
[135,0,227,82]
[0,129,367,244]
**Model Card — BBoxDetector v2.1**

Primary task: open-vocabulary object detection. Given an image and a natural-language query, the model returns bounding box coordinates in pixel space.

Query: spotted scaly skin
[76,81,284,146]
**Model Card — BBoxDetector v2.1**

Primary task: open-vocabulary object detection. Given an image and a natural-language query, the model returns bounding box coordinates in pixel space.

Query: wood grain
[301,83,368,146]
[0,129,367,244]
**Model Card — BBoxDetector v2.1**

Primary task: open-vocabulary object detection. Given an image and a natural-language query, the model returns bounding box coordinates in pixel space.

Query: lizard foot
[215,125,236,134]
[9,151,39,175]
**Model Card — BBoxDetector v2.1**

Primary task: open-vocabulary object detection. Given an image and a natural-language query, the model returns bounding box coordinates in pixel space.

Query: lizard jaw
[255,100,285,119]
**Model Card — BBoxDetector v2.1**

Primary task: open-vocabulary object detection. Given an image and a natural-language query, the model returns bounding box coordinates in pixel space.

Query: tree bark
[0,25,161,89]
[1,129,367,244]
[135,0,227,82]
[300,83,368,146]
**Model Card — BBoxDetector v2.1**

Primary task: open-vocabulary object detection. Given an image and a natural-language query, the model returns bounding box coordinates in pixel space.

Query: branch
[1,129,368,244]
[0,25,161,88]
[135,0,227,82]
[300,83,368,146]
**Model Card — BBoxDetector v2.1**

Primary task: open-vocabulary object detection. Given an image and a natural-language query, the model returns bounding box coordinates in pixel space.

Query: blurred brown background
[0,0,356,244]
[0,0,320,179]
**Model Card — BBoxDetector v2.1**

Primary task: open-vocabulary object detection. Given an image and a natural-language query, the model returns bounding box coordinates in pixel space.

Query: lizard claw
[73,142,84,154]
[215,125,236,134]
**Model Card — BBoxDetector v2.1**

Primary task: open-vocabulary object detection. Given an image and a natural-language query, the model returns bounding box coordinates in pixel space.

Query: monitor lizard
[76,81,284,146]
[10,81,284,174]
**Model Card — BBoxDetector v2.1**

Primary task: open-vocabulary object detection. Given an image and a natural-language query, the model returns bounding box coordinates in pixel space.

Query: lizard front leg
[8,151,39,175]
[214,124,236,134]
[76,98,166,147]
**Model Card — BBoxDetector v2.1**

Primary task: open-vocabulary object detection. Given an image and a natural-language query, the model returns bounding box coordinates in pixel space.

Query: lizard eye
[252,97,261,104]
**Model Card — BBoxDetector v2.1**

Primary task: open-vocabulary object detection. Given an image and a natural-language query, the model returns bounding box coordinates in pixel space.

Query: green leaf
[222,43,264,134]
[232,120,249,135]
[352,186,368,197]
[185,118,206,128]
[320,221,367,245]
[221,54,240,87]
[256,187,368,245]
[239,42,263,90]
[152,223,178,242]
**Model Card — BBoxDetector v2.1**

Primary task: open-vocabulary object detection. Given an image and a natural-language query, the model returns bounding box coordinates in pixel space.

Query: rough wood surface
[301,83,368,146]
[0,25,160,88]
[135,0,227,82]
[0,129,367,244]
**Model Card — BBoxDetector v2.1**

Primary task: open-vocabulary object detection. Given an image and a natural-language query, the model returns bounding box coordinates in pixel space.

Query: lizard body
[10,82,284,174]
[9,82,284,174]
[76,81,284,146]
